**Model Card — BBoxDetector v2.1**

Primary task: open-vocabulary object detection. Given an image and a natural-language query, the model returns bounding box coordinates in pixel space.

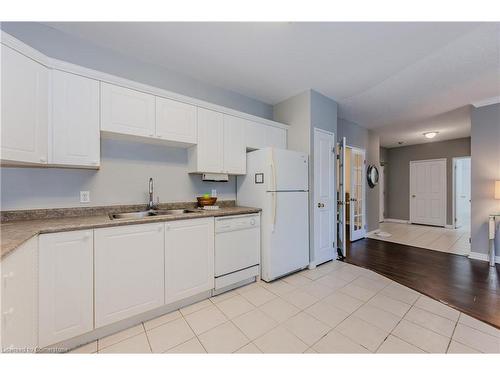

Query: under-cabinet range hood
[201,173,229,182]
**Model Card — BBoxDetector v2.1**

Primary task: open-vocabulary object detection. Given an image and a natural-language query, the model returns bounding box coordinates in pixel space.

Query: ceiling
[42,22,500,145]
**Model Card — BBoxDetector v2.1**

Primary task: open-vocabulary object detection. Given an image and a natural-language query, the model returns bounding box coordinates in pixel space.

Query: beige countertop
[0,206,260,260]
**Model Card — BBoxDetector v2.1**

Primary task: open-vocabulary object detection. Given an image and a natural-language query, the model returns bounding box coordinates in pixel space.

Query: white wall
[1,139,236,210]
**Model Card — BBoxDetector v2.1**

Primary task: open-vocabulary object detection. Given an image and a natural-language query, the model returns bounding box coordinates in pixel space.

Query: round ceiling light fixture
[423,131,439,139]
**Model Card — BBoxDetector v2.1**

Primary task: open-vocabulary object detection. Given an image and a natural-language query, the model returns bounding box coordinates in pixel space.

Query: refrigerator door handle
[271,192,277,232]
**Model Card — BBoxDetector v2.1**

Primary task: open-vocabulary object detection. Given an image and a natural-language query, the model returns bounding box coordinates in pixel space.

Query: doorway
[379,164,385,223]
[338,143,367,247]
[453,157,471,230]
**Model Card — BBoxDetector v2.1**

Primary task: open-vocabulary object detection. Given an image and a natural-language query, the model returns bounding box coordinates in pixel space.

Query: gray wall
[1,22,272,119]
[338,118,380,232]
[1,139,236,210]
[385,137,471,225]
[470,104,500,255]
[273,90,338,264]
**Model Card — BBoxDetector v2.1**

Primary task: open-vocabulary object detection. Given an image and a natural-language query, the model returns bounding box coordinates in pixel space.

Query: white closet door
[410,159,446,226]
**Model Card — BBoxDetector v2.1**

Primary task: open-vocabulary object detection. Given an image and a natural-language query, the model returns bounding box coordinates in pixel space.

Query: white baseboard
[384,218,410,224]
[445,224,455,229]
[468,251,500,264]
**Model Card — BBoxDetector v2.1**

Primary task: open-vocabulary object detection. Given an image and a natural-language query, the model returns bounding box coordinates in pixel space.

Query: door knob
[317,203,324,208]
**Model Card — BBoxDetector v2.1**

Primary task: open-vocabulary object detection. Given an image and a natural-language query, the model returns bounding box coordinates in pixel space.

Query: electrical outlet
[80,191,90,203]
[211,189,217,197]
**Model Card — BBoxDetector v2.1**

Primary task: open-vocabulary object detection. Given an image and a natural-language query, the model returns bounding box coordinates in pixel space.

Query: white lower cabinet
[1,237,37,352]
[94,223,165,328]
[38,230,94,348]
[165,218,214,304]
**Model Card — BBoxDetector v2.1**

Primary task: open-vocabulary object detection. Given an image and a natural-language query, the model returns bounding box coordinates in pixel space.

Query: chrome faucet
[148,177,155,210]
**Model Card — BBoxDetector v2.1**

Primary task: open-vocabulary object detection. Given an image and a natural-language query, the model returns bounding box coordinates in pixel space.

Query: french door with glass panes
[349,147,366,241]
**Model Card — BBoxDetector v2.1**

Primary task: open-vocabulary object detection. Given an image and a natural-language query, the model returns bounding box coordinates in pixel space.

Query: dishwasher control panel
[215,214,260,233]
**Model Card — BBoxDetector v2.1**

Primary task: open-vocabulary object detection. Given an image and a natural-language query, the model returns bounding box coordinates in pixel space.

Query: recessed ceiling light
[423,131,438,139]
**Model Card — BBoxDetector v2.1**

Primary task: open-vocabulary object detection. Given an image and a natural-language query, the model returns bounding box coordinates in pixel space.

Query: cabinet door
[100,82,155,138]
[266,126,287,149]
[165,218,214,304]
[1,44,48,164]
[51,70,100,167]
[156,96,197,145]
[1,237,37,352]
[244,120,267,150]
[94,223,164,328]
[223,115,246,174]
[196,108,224,173]
[38,230,94,348]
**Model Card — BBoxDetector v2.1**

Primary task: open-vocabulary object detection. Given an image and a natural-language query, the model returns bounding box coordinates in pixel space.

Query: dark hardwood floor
[345,238,500,328]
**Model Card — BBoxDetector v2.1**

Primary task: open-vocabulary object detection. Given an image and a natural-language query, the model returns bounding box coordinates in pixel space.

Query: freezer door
[261,191,309,281]
[268,148,308,191]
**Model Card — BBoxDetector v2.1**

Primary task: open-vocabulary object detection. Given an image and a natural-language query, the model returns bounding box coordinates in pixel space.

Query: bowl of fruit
[196,194,217,207]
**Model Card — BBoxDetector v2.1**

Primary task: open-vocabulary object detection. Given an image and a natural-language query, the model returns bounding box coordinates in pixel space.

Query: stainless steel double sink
[109,209,197,220]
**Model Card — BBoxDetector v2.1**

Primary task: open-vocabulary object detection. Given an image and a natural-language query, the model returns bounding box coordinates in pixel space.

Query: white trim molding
[468,251,500,264]
[384,218,410,224]
[471,96,500,108]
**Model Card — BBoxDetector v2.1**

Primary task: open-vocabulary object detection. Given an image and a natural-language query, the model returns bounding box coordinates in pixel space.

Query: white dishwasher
[214,213,260,293]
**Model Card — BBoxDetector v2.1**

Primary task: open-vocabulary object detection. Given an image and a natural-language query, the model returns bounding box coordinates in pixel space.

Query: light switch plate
[80,191,90,203]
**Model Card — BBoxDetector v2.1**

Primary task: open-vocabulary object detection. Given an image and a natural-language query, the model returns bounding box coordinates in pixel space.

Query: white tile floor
[368,222,471,255]
[70,261,499,354]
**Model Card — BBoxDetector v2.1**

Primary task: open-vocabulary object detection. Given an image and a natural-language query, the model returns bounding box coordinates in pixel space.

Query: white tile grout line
[142,322,153,353]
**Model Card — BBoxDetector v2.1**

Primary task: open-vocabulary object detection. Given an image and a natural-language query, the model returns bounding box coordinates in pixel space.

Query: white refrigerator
[237,148,309,281]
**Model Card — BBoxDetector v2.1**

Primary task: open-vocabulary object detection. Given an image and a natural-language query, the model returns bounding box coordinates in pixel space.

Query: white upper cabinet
[38,230,94,348]
[244,120,267,150]
[266,126,287,149]
[94,223,165,328]
[165,218,214,304]
[1,44,49,165]
[100,82,155,138]
[223,115,246,175]
[244,120,287,150]
[155,97,197,145]
[50,70,100,167]
[189,107,224,173]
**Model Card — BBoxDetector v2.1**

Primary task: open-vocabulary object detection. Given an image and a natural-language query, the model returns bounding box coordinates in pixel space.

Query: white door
[196,107,224,173]
[268,148,309,191]
[100,82,155,138]
[244,120,267,150]
[313,128,335,265]
[165,218,214,304]
[94,223,165,328]
[38,230,94,347]
[379,165,385,222]
[455,157,471,229]
[155,96,197,145]
[337,137,347,256]
[1,44,48,164]
[410,159,447,226]
[1,237,37,352]
[266,126,287,149]
[262,191,309,281]
[349,148,366,241]
[223,115,246,174]
[50,70,100,167]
